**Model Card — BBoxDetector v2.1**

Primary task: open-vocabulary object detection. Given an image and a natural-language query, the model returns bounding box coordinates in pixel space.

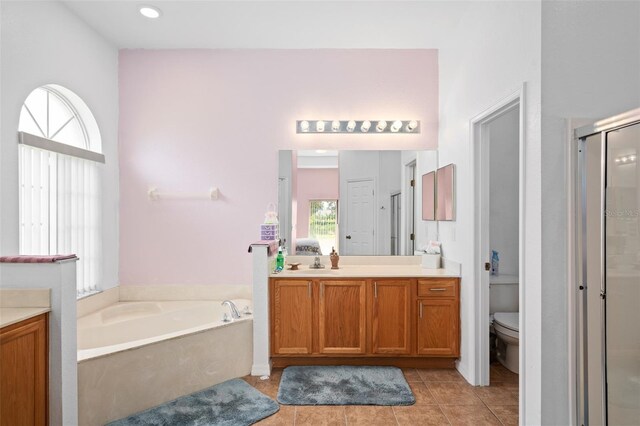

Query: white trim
[566,118,582,426]
[470,85,525,409]
[19,131,105,163]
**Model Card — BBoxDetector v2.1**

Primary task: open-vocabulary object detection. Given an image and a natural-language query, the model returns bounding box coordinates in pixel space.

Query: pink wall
[119,49,438,285]
[296,168,340,238]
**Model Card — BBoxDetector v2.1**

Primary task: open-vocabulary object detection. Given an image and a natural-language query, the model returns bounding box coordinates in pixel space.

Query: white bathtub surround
[77,298,253,425]
[118,284,252,302]
[77,299,252,361]
[76,286,119,317]
[0,259,78,426]
[78,319,252,425]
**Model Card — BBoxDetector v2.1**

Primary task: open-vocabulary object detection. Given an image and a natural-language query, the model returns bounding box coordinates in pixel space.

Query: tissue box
[260,224,279,241]
[421,254,441,269]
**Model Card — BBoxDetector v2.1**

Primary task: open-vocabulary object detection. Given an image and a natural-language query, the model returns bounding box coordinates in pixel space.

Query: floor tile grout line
[391,405,401,426]
[484,401,506,426]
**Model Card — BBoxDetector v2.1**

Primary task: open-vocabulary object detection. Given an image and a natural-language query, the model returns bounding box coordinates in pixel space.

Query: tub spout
[222,300,241,319]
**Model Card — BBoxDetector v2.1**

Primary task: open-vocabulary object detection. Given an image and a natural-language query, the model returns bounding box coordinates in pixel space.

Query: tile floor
[243,363,519,425]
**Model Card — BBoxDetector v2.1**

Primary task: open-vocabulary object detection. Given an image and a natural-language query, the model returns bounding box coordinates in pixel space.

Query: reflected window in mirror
[306,200,338,255]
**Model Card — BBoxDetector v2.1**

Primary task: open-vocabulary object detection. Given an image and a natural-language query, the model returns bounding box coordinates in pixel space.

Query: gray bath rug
[277,365,415,406]
[107,379,279,426]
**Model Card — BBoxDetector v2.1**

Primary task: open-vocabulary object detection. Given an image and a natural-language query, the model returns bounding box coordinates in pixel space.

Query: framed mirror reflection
[278,150,438,256]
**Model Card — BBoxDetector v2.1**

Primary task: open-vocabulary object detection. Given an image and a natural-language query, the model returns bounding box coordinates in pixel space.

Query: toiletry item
[491,250,499,276]
[330,247,340,269]
[425,240,442,254]
[276,249,285,270]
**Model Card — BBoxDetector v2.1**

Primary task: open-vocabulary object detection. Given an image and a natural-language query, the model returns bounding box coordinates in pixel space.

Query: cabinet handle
[419,302,423,319]
[429,288,447,291]
[320,282,324,298]
[308,281,312,298]
[374,282,378,298]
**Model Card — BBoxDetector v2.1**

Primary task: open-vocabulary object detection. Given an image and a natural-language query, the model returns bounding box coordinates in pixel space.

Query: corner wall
[0,1,120,290]
[436,2,541,423]
[541,1,640,423]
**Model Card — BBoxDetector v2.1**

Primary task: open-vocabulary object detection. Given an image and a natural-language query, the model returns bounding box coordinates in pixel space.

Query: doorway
[405,161,416,255]
[390,192,401,255]
[574,109,640,425]
[471,86,525,414]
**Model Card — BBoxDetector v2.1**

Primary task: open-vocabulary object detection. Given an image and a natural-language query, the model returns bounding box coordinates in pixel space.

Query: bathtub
[77,298,253,425]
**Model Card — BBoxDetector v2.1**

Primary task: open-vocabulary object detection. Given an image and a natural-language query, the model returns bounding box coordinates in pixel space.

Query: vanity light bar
[296,120,420,134]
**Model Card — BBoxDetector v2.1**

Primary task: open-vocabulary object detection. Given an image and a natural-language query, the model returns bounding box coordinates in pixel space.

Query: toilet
[493,312,519,374]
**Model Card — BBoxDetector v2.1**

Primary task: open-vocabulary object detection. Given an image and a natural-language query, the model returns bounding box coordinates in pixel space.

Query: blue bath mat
[277,365,415,406]
[107,379,279,426]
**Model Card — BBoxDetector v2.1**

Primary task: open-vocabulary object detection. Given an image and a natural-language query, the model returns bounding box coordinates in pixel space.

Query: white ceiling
[61,1,467,49]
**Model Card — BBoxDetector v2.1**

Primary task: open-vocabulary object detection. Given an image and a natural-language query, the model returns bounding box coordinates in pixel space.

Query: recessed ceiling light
[139,5,161,19]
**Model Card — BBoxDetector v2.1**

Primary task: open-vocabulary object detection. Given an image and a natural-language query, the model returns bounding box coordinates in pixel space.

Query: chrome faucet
[222,300,241,319]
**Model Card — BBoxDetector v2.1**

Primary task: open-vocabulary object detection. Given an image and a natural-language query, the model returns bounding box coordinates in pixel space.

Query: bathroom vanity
[268,261,460,368]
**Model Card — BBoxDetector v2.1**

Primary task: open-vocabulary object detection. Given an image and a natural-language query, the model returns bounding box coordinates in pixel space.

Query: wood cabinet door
[318,280,367,354]
[272,280,314,354]
[417,299,459,356]
[0,314,48,426]
[371,280,411,354]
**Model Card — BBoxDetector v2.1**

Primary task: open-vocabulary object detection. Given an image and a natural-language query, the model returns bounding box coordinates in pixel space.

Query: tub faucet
[222,300,241,319]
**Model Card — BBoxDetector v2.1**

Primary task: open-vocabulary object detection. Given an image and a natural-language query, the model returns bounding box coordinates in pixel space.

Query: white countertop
[0,307,50,328]
[271,264,460,278]
[0,288,51,328]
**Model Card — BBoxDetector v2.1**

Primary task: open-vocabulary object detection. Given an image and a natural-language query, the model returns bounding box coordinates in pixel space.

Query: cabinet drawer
[418,279,457,297]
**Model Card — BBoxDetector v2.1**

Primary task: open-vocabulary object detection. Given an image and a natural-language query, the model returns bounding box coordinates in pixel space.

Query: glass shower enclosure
[576,109,640,425]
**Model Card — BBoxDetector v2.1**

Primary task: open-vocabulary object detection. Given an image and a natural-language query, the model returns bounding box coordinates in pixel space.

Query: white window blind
[18,85,103,297]
[19,144,102,295]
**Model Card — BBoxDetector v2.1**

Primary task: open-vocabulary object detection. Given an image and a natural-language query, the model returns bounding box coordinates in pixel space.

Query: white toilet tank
[489,274,519,314]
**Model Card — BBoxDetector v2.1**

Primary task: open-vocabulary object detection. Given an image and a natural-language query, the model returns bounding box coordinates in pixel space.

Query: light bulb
[361,120,371,132]
[615,158,621,163]
[622,157,628,163]
[390,120,403,132]
[376,121,387,132]
[346,120,356,132]
[332,120,341,132]
[630,155,637,161]
[139,5,162,18]
[316,121,325,132]
[300,121,310,132]
[406,120,418,132]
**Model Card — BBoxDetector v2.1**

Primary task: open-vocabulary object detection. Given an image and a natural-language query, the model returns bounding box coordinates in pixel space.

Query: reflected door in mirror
[422,171,435,221]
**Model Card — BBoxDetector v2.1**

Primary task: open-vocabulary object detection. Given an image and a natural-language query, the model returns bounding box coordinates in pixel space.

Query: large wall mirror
[278,150,437,256]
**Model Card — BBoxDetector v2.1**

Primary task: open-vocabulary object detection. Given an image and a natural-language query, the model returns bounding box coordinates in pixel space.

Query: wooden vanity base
[272,356,456,369]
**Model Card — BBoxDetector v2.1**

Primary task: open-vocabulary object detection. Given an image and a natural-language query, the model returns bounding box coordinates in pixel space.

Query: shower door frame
[573,107,640,426]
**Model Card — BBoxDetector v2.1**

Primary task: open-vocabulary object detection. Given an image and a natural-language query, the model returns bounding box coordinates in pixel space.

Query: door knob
[346,235,352,239]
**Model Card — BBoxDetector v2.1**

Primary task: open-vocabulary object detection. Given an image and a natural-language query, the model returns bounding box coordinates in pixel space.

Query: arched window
[18,84,104,296]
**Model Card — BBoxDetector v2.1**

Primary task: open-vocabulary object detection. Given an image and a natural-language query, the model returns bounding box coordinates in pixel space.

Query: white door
[345,179,375,255]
